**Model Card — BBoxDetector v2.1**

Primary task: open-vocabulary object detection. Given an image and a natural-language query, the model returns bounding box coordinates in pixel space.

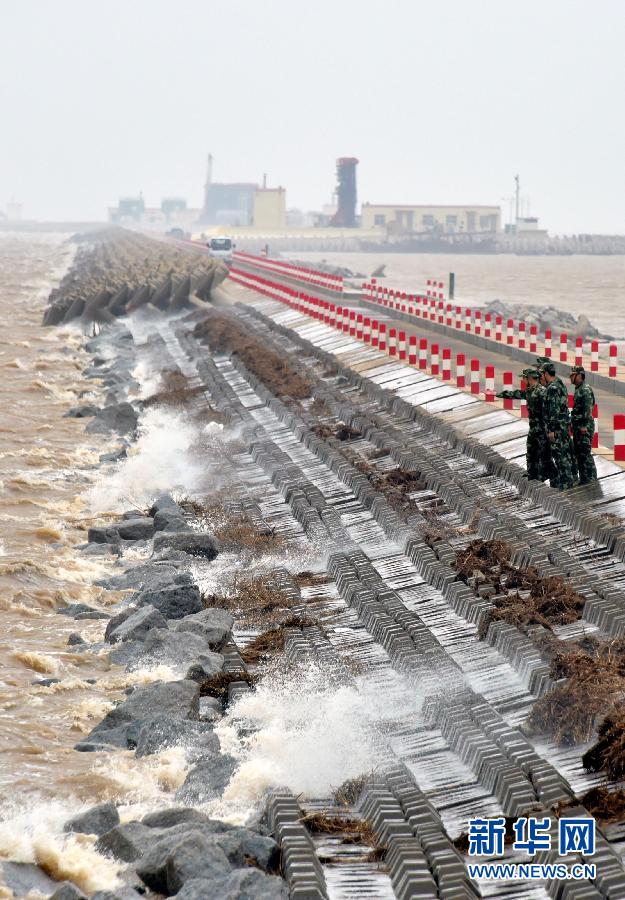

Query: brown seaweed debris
[193,310,312,400]
[527,639,625,746]
[294,571,332,588]
[333,774,374,808]
[583,707,625,780]
[301,812,377,847]
[240,616,320,665]
[309,397,330,417]
[207,574,295,627]
[198,669,257,701]
[214,518,286,554]
[577,786,625,823]
[143,369,206,409]
[455,540,586,635]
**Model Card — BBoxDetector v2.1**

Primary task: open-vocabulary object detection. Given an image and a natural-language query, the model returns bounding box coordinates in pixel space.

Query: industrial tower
[331,157,359,227]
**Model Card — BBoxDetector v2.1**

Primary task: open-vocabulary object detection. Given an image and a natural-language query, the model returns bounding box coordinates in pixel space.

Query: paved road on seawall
[222,254,624,455]
[215,276,625,523]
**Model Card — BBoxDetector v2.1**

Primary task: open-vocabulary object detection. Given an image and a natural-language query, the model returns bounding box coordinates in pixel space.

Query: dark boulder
[153,508,189,532]
[58,602,106,618]
[67,632,87,647]
[116,518,155,541]
[152,531,219,560]
[138,628,224,676]
[134,717,219,758]
[86,403,138,436]
[106,606,168,644]
[99,447,127,463]
[65,404,99,418]
[175,754,237,804]
[136,582,203,620]
[97,561,181,591]
[149,493,181,514]
[141,808,212,829]
[175,608,233,649]
[136,831,232,895]
[96,821,156,862]
[211,828,279,871]
[64,802,120,837]
[177,869,288,900]
[82,680,200,750]
[87,525,121,545]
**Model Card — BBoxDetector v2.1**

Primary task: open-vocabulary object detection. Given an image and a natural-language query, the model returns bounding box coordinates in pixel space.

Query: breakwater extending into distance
[4,228,625,898]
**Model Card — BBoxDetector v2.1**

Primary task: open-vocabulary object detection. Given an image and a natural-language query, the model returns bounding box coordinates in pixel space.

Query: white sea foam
[209,662,423,823]
[0,800,121,893]
[86,407,204,511]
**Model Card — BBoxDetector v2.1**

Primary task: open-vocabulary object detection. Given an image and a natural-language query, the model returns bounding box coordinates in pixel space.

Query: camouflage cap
[570,365,586,375]
[535,356,551,366]
[521,367,540,379]
[539,361,556,376]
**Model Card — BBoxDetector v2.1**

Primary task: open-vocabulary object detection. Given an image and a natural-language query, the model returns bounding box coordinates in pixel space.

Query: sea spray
[0,800,121,894]
[87,406,205,511]
[210,661,424,824]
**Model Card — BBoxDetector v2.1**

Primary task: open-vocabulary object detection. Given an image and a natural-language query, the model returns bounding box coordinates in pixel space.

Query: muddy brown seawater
[0,234,179,892]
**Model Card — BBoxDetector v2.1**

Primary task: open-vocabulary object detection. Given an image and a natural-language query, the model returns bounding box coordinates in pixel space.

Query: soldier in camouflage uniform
[496,367,551,481]
[540,361,577,490]
[569,365,598,485]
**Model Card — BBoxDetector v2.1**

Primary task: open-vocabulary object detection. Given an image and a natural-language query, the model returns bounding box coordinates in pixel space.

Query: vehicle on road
[207,236,235,262]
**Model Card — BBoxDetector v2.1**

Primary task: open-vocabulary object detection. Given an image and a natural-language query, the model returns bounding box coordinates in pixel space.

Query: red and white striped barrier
[474,310,482,335]
[409,335,417,365]
[615,414,625,461]
[442,347,451,381]
[484,313,492,338]
[591,341,599,372]
[518,322,526,349]
[575,337,583,367]
[371,320,379,347]
[456,354,466,388]
[363,317,371,343]
[529,325,538,353]
[502,372,514,409]
[388,328,397,357]
[398,331,407,361]
[470,359,480,394]
[431,343,440,375]
[485,365,495,401]
[495,316,503,342]
[233,251,344,293]
[560,333,568,363]
[378,323,387,352]
[545,330,552,357]
[419,338,427,370]
[465,308,472,332]
[610,345,618,378]
[520,376,529,418]
[506,319,514,345]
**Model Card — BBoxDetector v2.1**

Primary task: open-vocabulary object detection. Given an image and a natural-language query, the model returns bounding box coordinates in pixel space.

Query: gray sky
[1,0,623,233]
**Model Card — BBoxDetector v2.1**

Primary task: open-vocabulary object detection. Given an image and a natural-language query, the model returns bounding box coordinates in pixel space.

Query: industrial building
[361,203,501,234]
[108,195,201,228]
[252,187,286,229]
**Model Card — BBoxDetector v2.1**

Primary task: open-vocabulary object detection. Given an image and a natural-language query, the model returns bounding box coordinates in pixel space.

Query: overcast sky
[1,0,623,233]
